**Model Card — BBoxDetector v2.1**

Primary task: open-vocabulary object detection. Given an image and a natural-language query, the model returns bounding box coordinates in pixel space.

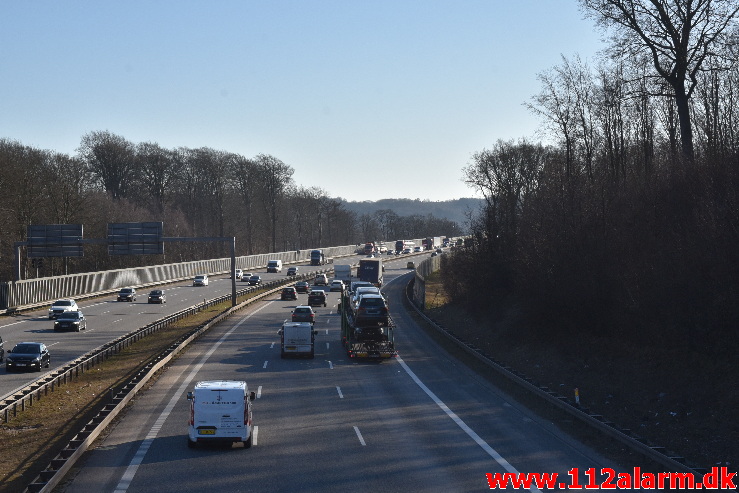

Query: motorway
[0,261,341,398]
[35,255,624,492]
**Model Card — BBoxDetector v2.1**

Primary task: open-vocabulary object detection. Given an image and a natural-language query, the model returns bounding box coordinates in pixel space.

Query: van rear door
[281,323,315,358]
[192,387,247,439]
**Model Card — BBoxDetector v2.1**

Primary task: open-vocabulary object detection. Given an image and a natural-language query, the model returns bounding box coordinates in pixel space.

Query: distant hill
[339,197,484,227]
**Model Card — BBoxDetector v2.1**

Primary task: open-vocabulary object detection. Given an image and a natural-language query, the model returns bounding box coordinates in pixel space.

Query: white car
[413,246,423,252]
[48,299,79,319]
[193,274,209,286]
[329,280,345,292]
[233,269,244,280]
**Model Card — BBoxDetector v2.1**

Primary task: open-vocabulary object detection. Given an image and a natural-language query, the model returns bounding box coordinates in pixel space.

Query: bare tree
[374,209,398,242]
[77,131,137,199]
[44,152,89,224]
[230,154,260,254]
[254,154,294,253]
[136,142,181,214]
[579,0,739,160]
[527,59,577,176]
[463,139,547,249]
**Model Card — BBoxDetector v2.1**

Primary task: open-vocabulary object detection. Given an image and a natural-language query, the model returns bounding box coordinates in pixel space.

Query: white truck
[333,264,352,284]
[186,380,255,448]
[279,321,317,358]
[267,259,283,272]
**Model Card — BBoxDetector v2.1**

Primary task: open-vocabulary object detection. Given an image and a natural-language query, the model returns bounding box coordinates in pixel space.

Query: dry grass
[420,273,738,472]
[0,300,233,493]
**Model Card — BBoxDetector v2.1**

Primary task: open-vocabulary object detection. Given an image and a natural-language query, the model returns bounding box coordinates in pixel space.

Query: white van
[266,259,283,273]
[279,322,317,358]
[186,380,255,448]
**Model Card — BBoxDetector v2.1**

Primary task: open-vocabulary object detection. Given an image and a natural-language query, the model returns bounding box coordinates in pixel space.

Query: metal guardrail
[1,244,362,312]
[19,265,339,493]
[403,274,709,478]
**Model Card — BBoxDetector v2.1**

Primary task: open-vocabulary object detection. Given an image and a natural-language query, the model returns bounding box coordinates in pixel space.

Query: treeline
[442,3,739,348]
[0,133,459,281]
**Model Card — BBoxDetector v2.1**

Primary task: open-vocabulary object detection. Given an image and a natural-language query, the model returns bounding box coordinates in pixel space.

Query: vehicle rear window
[361,298,384,307]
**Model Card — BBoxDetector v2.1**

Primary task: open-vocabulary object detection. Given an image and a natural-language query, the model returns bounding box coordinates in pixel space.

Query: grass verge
[0,286,272,493]
[417,270,736,473]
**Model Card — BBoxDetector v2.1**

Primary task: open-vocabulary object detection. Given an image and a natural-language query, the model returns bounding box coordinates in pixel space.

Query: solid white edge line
[353,426,366,446]
[113,302,272,493]
[395,355,540,493]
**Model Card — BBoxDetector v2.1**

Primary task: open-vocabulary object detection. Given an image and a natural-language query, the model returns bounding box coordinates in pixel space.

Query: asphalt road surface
[57,257,622,493]
[0,260,346,398]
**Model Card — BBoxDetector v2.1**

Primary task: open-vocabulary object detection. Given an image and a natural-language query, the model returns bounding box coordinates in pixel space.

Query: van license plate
[198,429,215,435]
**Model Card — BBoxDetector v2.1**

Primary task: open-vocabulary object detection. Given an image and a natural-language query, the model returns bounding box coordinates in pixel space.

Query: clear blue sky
[1,1,604,202]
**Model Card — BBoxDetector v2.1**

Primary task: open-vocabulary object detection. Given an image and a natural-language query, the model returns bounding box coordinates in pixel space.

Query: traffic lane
[60,300,279,493]
[262,281,492,491]
[0,283,209,395]
[64,294,357,493]
[383,274,625,484]
[214,284,495,492]
[329,357,502,491]
[60,288,358,492]
[93,290,483,493]
[0,262,323,395]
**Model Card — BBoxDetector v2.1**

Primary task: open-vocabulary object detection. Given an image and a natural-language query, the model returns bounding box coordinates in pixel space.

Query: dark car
[54,311,87,332]
[287,266,298,276]
[353,294,389,327]
[308,290,327,307]
[295,281,311,293]
[291,305,315,324]
[6,342,50,372]
[248,275,262,286]
[148,289,166,303]
[117,288,137,302]
[281,287,298,300]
